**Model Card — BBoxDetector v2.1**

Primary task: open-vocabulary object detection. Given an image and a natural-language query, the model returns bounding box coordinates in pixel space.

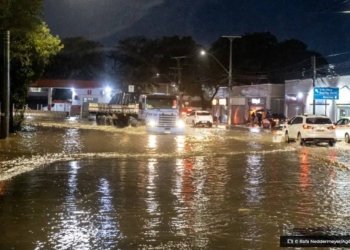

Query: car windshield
[146,97,177,109]
[306,117,332,124]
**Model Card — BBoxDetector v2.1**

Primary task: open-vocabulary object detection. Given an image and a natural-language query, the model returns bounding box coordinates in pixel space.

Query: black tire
[329,140,335,147]
[285,132,290,143]
[345,133,350,144]
[297,133,304,146]
[208,122,212,128]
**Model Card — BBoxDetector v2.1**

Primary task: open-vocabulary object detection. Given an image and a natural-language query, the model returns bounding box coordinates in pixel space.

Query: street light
[222,35,241,127]
[200,35,241,127]
[222,36,240,87]
[200,49,229,75]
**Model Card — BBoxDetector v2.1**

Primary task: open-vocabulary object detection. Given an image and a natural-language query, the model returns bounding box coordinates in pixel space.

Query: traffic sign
[128,85,135,93]
[314,87,339,100]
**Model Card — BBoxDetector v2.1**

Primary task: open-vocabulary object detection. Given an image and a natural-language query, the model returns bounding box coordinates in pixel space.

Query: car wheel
[192,121,196,128]
[297,133,304,146]
[208,122,212,128]
[345,133,350,144]
[329,140,335,147]
[284,132,290,143]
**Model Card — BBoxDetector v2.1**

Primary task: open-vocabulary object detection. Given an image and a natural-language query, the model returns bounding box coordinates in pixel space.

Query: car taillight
[303,124,313,129]
[327,125,336,130]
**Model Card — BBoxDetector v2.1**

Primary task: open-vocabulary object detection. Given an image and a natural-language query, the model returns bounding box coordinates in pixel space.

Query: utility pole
[222,35,241,127]
[172,56,188,116]
[0,31,10,139]
[312,55,316,115]
[172,56,188,89]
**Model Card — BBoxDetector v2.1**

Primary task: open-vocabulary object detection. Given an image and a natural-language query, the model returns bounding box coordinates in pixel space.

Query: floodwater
[1,120,350,249]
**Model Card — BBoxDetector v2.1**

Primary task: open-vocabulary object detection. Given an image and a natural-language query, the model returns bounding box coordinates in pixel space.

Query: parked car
[186,110,213,127]
[335,117,350,143]
[284,114,336,146]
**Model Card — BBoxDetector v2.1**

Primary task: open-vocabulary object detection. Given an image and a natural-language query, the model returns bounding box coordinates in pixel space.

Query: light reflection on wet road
[1,125,350,249]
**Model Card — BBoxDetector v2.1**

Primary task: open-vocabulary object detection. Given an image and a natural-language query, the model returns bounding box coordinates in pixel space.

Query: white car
[186,110,213,127]
[284,115,336,146]
[335,117,350,143]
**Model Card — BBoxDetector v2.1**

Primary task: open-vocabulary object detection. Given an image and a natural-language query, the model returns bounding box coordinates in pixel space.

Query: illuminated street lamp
[200,34,241,127]
[200,50,229,75]
[222,35,241,126]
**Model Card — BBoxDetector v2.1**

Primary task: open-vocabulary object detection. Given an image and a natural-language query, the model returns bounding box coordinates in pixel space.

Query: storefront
[211,87,229,123]
[213,84,285,125]
[230,83,285,124]
[285,76,350,122]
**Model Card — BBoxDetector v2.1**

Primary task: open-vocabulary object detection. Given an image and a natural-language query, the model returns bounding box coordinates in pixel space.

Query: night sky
[44,0,350,57]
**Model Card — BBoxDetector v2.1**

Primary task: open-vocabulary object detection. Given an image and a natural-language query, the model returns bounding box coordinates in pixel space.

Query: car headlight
[148,119,157,127]
[176,119,185,128]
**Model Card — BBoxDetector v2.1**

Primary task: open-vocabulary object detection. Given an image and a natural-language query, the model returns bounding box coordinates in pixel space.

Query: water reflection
[2,129,350,249]
[244,154,265,205]
[299,147,311,192]
[175,135,185,153]
[96,178,121,247]
[173,156,210,248]
[63,129,82,153]
[147,135,157,151]
[144,158,160,237]
[46,161,93,249]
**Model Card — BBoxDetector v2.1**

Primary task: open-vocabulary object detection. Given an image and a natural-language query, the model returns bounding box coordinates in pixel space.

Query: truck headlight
[176,119,185,128]
[148,119,157,127]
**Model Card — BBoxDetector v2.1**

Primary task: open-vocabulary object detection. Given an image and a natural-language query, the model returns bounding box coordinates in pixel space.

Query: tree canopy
[207,32,328,85]
[109,32,328,105]
[1,0,63,130]
[1,0,63,107]
[44,37,105,80]
[0,0,42,32]
[109,36,200,94]
[11,22,63,107]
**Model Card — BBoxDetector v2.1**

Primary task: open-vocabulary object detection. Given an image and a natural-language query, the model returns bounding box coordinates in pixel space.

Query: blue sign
[314,87,339,100]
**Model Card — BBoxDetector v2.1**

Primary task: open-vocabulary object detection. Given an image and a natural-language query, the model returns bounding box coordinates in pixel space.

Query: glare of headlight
[176,119,185,128]
[148,119,157,127]
[104,86,112,95]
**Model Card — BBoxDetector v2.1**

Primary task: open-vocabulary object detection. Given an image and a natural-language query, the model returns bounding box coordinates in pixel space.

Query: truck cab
[139,94,185,134]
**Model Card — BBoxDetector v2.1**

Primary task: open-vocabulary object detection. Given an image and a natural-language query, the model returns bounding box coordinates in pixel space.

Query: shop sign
[249,98,265,105]
[219,98,226,105]
[128,85,135,93]
[314,87,339,100]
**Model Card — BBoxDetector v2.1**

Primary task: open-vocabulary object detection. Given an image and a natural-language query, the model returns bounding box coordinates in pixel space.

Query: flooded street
[1,120,350,249]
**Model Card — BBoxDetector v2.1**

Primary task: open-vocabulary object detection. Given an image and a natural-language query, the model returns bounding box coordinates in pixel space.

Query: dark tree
[44,37,105,80]
[207,32,328,85]
[1,0,62,131]
[110,35,201,95]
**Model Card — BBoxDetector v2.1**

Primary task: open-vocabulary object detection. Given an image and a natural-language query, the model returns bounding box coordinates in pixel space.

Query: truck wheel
[128,116,138,127]
[345,133,350,144]
[329,140,335,147]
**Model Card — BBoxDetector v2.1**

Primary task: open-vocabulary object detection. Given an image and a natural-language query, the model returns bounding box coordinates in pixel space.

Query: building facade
[212,83,285,124]
[285,76,350,122]
[28,79,114,116]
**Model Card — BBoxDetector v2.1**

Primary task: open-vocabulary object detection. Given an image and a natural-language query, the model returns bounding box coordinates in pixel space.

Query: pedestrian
[257,112,262,127]
[251,112,256,126]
